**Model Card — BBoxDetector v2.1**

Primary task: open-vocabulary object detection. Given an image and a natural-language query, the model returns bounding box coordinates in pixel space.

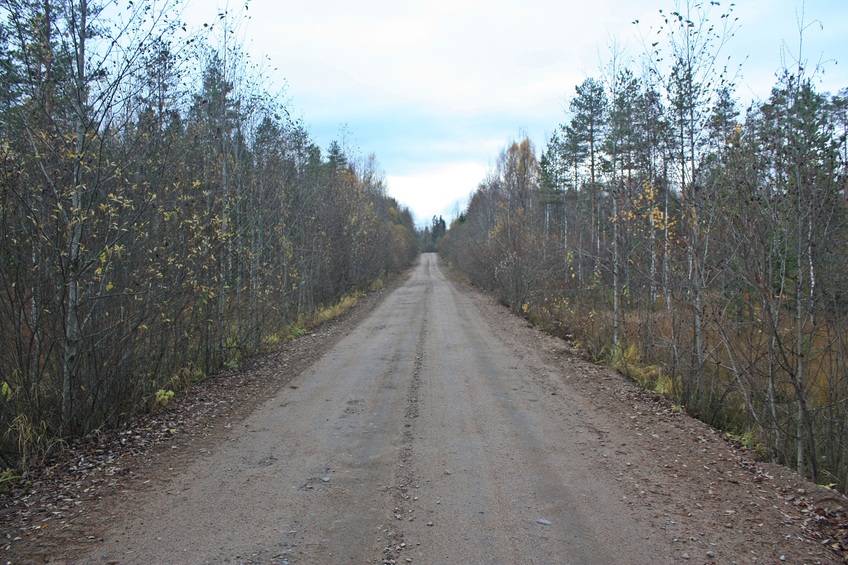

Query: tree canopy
[0,0,418,467]
[442,1,848,492]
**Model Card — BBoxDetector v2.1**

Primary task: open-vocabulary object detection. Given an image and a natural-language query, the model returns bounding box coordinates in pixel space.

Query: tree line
[0,0,418,468]
[441,1,848,491]
[420,215,447,252]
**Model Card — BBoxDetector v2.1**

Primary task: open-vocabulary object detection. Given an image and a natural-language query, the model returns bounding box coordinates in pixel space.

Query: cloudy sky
[183,0,847,226]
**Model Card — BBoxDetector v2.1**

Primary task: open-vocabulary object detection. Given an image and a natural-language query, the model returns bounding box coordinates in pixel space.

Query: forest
[441,3,848,492]
[2,0,847,502]
[0,0,418,469]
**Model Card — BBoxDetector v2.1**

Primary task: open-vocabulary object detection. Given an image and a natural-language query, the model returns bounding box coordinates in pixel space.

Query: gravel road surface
[72,254,836,565]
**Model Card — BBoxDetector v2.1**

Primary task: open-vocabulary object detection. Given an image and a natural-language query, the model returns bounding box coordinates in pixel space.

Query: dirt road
[76,254,836,564]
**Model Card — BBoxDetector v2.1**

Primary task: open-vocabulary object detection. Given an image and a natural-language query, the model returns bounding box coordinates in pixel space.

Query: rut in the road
[381,280,428,563]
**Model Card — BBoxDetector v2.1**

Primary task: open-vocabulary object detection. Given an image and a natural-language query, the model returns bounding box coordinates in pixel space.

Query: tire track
[380,272,429,565]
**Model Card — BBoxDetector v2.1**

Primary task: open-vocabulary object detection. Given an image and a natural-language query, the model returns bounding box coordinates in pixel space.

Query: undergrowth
[523,299,767,460]
[1,264,397,475]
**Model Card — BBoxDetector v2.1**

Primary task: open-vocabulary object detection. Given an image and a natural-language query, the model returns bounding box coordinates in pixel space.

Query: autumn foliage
[0,1,417,467]
[442,4,848,492]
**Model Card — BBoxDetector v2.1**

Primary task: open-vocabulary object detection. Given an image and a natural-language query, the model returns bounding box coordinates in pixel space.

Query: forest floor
[1,254,846,564]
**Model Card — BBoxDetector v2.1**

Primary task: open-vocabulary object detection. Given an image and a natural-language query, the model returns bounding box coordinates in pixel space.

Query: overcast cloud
[184,0,847,226]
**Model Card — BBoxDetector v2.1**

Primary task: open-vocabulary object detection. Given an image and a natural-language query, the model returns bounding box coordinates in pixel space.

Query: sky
[182,0,847,227]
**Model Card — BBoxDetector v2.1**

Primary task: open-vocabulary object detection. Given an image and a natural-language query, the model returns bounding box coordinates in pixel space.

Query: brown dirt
[2,254,845,564]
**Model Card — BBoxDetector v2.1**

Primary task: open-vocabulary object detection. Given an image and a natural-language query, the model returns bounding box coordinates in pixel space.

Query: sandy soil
[3,254,844,564]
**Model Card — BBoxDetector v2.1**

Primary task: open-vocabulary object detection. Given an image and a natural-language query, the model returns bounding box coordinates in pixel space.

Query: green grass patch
[611,344,673,396]
[315,291,364,324]
[265,273,392,347]
[148,363,205,411]
[0,467,21,493]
